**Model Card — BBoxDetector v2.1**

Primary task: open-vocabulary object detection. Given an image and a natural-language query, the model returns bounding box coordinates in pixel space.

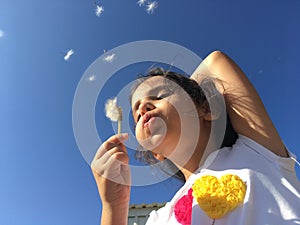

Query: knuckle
[112,151,122,160]
[113,152,129,162]
[102,142,111,150]
[110,147,119,154]
[91,164,103,176]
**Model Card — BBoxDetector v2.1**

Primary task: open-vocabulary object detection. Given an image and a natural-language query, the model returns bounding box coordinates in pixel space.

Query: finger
[103,152,130,183]
[100,146,127,164]
[91,147,128,174]
[94,141,127,160]
[106,133,128,152]
[106,133,129,145]
[93,133,129,160]
[105,140,127,153]
[93,142,120,161]
[96,150,128,177]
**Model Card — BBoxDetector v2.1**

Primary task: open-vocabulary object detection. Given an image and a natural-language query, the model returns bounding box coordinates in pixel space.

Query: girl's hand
[91,133,131,207]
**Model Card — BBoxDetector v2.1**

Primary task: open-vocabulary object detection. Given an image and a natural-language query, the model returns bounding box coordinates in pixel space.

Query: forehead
[131,76,165,105]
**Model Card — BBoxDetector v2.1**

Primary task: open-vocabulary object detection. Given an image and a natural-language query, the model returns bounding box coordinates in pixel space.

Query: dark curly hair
[131,67,237,182]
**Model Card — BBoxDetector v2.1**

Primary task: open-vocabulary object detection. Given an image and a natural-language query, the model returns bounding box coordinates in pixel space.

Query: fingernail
[119,133,129,140]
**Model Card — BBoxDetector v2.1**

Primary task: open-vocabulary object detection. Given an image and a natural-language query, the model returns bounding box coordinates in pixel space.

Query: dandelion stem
[117,107,122,134]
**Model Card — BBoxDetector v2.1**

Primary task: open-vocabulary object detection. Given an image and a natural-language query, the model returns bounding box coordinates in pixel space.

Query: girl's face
[131,76,200,159]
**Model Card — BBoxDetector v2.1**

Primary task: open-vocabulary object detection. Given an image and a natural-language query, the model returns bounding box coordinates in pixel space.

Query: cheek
[171,96,199,118]
[166,98,200,143]
[167,96,194,115]
[135,117,168,151]
[166,107,181,130]
[135,120,145,140]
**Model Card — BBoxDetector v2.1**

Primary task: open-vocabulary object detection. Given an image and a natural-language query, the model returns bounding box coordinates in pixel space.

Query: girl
[91,51,300,225]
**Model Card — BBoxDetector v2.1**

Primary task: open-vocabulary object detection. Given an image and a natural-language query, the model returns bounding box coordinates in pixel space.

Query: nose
[138,99,155,116]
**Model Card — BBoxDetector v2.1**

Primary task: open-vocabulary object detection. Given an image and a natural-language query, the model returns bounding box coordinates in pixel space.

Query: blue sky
[1,0,300,224]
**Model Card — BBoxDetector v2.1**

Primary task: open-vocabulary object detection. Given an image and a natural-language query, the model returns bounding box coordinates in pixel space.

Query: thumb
[116,133,129,142]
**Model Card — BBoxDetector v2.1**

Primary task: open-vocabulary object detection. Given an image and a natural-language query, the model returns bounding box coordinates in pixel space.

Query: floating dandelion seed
[95,4,104,17]
[146,1,158,14]
[103,53,116,63]
[0,30,4,38]
[87,74,96,82]
[137,0,146,7]
[64,49,74,61]
[105,97,122,134]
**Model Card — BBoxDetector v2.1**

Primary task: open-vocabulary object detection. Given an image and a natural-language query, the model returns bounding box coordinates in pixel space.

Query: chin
[137,133,166,151]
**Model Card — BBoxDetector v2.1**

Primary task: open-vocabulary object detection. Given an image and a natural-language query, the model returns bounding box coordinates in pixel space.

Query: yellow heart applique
[192,174,246,219]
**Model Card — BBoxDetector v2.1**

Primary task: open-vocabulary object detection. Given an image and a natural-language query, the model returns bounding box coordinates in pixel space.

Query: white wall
[128,203,165,225]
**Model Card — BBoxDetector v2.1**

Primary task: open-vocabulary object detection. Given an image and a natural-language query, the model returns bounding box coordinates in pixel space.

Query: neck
[172,139,206,181]
[180,150,203,181]
[176,120,213,181]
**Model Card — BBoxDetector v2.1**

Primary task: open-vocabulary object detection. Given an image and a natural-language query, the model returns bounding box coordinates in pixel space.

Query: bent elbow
[203,50,229,67]
[208,50,226,61]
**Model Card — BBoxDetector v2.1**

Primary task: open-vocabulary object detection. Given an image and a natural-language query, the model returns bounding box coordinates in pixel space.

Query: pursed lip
[141,112,156,128]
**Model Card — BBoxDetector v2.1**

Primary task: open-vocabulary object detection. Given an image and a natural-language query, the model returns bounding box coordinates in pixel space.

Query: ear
[201,100,222,121]
[203,112,218,121]
[152,152,165,161]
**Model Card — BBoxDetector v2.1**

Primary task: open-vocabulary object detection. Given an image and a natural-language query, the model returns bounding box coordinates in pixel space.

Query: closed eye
[156,93,170,99]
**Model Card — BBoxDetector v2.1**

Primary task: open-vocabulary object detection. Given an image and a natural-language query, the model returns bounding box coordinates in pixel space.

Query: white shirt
[146,135,300,225]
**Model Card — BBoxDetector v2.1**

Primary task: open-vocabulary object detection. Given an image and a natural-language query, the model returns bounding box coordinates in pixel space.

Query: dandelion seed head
[105,97,121,122]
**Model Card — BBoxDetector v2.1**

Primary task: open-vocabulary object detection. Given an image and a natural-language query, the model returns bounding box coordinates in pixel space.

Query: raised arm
[91,133,131,225]
[191,51,288,157]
